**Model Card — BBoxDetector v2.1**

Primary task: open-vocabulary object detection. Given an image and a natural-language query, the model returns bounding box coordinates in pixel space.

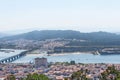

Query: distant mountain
[1,30,80,40]
[0,33,10,38]
[1,30,120,42]
[116,32,120,35]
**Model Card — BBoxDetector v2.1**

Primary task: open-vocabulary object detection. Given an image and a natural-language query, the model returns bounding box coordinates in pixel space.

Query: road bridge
[0,51,27,64]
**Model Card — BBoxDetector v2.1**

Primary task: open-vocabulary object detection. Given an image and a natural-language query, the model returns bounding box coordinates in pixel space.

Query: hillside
[1,30,120,42]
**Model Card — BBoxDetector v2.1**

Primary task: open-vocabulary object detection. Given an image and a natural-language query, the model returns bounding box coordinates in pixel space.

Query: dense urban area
[0,30,120,80]
[1,60,120,80]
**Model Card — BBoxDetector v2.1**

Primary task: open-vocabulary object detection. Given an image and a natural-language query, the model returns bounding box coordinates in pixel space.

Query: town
[0,57,120,80]
[1,0,120,79]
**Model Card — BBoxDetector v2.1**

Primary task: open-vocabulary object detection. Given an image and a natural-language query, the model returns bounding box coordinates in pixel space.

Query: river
[13,52,120,64]
[1,49,120,64]
[0,49,26,60]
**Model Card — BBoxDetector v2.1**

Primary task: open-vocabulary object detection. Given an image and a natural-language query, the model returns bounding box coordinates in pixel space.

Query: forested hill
[1,30,120,42]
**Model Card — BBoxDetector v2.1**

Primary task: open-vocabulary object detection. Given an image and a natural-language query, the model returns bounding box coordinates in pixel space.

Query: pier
[0,51,27,64]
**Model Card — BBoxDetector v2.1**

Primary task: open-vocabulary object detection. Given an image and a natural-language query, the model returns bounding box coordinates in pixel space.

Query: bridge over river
[0,50,28,64]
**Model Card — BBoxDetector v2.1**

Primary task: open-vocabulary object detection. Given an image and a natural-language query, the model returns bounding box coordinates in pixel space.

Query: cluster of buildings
[0,39,68,50]
[0,57,120,80]
[0,39,43,49]
[42,41,66,51]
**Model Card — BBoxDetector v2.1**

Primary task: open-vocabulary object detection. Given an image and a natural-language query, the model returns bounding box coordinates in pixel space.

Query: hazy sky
[0,0,120,33]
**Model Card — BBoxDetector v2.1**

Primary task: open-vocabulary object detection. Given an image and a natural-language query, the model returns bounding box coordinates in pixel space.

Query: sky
[0,0,120,33]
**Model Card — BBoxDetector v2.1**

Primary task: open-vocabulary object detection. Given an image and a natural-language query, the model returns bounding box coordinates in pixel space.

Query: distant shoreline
[27,51,94,56]
[48,52,93,56]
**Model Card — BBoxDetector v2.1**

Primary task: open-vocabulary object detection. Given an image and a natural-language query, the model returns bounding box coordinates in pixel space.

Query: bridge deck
[0,51,27,64]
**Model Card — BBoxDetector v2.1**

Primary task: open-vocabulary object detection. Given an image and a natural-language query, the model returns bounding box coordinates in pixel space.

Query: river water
[0,49,25,60]
[1,49,120,64]
[13,52,120,64]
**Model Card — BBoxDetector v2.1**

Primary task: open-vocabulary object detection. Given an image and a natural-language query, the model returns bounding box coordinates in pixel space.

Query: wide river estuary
[0,49,120,64]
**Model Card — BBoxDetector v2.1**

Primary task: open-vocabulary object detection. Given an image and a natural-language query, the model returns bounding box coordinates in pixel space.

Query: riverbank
[48,52,93,56]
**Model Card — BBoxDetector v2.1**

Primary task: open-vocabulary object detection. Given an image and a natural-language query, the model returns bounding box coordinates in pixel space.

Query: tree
[71,70,88,80]
[6,73,50,80]
[24,73,49,80]
[100,66,120,80]
[6,75,16,80]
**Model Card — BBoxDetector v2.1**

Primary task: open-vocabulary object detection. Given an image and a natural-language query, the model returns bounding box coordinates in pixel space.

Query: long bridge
[0,51,28,64]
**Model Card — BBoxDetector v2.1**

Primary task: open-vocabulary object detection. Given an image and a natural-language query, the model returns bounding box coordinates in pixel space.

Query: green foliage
[64,78,69,80]
[6,74,16,80]
[100,65,120,80]
[71,69,88,80]
[72,66,120,80]
[6,73,49,80]
[22,73,49,80]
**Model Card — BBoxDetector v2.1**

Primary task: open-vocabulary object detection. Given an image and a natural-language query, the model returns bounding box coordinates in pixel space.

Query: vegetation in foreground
[71,65,120,80]
[6,73,49,80]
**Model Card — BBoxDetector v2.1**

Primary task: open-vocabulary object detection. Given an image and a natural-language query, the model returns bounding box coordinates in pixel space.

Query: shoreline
[48,52,93,56]
[27,51,94,56]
